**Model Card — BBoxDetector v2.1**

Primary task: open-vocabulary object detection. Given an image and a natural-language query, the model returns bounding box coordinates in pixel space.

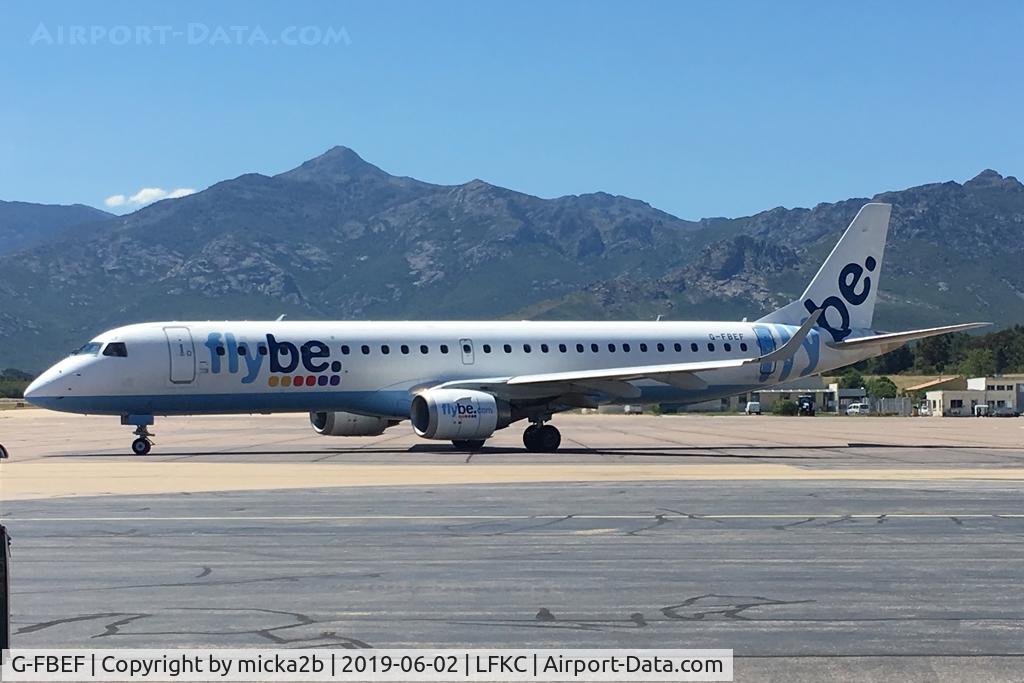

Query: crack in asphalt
[17,608,372,648]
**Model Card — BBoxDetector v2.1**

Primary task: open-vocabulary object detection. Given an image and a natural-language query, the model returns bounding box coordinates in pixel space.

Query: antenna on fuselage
[276,314,287,321]
[656,314,664,322]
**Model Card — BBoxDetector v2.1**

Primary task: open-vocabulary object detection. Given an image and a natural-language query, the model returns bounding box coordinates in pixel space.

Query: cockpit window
[102,342,128,357]
[72,342,103,356]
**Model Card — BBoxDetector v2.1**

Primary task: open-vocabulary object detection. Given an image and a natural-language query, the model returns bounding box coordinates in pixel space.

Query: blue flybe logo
[441,402,495,418]
[442,403,478,418]
[803,256,876,342]
[204,333,341,387]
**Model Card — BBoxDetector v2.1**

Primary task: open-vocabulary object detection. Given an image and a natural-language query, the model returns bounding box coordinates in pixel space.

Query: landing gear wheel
[452,439,486,451]
[131,438,152,455]
[523,424,561,452]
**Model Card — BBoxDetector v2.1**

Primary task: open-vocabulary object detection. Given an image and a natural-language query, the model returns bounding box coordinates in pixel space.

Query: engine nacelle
[410,389,511,440]
[310,411,395,437]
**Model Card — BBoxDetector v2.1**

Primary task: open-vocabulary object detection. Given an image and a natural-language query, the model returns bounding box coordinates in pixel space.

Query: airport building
[925,374,1023,416]
[664,377,866,413]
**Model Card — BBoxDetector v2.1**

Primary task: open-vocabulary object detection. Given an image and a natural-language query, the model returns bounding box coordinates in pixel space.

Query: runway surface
[2,412,1024,680]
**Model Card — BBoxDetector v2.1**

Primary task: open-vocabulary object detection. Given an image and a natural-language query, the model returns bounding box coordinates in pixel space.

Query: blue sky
[1,1,1022,218]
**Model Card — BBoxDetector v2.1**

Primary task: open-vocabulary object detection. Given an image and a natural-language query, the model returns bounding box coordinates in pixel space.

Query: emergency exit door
[459,338,475,365]
[164,326,196,383]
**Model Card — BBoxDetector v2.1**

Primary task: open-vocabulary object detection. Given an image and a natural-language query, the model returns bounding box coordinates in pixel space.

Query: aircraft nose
[22,375,48,404]
[22,367,62,405]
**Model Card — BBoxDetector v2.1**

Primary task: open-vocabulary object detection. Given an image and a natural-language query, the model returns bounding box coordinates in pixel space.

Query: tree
[838,368,864,389]
[864,346,914,375]
[865,376,898,399]
[959,348,997,377]
[773,400,798,416]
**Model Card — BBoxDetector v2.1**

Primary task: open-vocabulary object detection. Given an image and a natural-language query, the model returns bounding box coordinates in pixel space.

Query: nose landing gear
[523,421,561,452]
[121,414,155,455]
[131,426,153,455]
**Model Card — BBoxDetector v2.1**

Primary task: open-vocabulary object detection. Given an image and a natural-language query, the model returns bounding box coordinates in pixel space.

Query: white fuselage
[25,319,875,419]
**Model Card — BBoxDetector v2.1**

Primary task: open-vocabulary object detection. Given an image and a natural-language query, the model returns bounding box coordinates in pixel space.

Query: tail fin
[758,202,892,342]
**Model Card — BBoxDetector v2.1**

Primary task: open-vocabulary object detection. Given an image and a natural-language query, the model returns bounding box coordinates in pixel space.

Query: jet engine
[410,388,511,440]
[309,411,396,436]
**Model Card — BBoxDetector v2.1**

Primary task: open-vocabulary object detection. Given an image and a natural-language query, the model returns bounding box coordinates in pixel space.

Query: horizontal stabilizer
[829,322,991,349]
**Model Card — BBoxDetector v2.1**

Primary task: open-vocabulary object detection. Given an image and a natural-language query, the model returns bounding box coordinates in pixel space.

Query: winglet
[748,308,822,365]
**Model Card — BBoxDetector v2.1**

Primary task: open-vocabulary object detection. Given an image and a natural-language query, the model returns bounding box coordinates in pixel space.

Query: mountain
[1,147,1021,372]
[0,200,112,255]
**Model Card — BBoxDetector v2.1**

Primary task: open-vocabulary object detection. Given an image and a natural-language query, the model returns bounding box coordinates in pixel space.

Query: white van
[744,401,762,415]
[846,403,870,415]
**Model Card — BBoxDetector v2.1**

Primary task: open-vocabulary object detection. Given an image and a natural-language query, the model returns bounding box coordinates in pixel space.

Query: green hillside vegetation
[0,368,33,399]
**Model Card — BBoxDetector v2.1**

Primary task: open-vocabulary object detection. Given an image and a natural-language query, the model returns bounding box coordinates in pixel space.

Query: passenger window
[523,344,532,353]
[657,343,665,352]
[623,343,631,352]
[237,345,247,355]
[608,343,616,352]
[639,343,648,352]
[691,343,698,352]
[504,344,512,353]
[724,343,732,352]
[707,343,715,352]
[440,344,449,354]
[463,343,472,354]
[258,344,268,356]
[559,343,567,353]
[576,343,584,353]
[590,343,599,353]
[420,344,429,354]
[381,345,390,355]
[401,345,410,354]
[541,343,549,353]
[216,346,226,356]
[674,343,682,352]
[361,345,370,355]
[102,342,128,357]
[483,344,492,353]
[740,342,748,352]
[341,345,350,355]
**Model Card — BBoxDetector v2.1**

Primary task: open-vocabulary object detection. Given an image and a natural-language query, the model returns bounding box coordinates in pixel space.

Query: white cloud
[103,186,198,209]
[129,187,171,205]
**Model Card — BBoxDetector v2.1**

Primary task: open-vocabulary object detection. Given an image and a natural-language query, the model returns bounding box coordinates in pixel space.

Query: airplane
[23,203,987,455]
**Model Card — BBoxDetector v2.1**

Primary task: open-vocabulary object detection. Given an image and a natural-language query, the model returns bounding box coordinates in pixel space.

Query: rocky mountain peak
[276,145,389,184]
[964,169,1021,190]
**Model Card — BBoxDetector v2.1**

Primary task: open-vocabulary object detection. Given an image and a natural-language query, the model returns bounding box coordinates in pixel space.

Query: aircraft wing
[828,322,990,349]
[432,309,821,397]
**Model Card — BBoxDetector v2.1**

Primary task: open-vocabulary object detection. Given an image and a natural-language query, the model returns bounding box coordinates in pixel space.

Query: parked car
[846,403,870,415]
[973,404,990,417]
[744,401,762,415]
[991,406,1021,418]
[623,404,643,415]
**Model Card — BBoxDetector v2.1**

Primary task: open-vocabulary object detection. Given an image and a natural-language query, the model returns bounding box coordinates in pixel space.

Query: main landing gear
[523,421,561,452]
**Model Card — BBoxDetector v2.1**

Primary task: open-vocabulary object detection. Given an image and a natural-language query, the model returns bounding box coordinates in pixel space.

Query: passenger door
[753,325,777,379]
[459,338,475,365]
[164,326,196,383]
